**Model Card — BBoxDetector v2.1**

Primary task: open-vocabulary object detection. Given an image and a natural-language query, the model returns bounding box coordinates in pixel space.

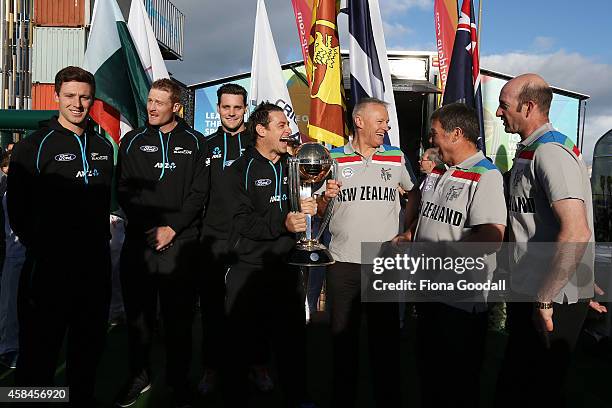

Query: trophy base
[287,241,335,267]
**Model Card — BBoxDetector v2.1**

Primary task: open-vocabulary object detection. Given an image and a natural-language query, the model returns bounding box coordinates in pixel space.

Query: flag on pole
[250,0,300,139]
[307,0,346,147]
[83,0,150,143]
[348,0,399,146]
[434,0,458,96]
[443,0,485,153]
[128,0,169,82]
[290,0,314,83]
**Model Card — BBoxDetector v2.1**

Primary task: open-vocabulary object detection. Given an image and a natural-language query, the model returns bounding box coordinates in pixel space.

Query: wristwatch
[534,301,554,309]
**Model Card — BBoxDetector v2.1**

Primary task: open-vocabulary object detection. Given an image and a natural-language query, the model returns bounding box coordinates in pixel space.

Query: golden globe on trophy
[287,142,338,266]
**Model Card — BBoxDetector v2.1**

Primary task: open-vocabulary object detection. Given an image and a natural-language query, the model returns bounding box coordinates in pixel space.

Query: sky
[166,0,612,163]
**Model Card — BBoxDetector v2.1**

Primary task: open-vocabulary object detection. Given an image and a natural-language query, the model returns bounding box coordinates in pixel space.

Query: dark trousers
[223,262,307,408]
[326,262,400,408]
[495,301,589,408]
[416,302,488,408]
[198,237,229,371]
[16,244,111,406]
[120,236,197,388]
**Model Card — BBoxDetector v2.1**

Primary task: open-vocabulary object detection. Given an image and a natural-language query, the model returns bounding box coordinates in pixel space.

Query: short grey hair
[352,97,388,122]
[423,147,443,166]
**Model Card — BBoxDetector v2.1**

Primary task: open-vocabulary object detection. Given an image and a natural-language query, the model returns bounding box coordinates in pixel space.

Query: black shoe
[115,371,151,407]
[0,351,18,369]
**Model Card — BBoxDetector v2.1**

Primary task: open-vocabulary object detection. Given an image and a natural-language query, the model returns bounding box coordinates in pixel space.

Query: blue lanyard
[73,132,89,185]
[222,132,243,170]
[158,130,172,180]
[268,160,283,211]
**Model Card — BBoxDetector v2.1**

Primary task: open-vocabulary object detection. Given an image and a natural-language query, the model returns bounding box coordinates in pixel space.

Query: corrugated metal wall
[144,0,184,58]
[31,83,57,110]
[33,0,86,27]
[31,27,86,83]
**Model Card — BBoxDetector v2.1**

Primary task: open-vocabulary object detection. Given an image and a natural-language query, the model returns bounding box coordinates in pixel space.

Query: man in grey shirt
[411,103,506,408]
[318,98,418,407]
[495,74,595,407]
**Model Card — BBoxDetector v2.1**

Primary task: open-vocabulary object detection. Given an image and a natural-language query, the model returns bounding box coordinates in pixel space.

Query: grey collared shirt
[508,123,594,303]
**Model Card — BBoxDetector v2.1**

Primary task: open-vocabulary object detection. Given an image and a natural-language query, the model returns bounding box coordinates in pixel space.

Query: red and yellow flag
[307,0,347,147]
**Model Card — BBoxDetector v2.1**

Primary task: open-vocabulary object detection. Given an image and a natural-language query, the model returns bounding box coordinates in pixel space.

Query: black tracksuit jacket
[7,116,114,251]
[117,118,209,240]
[202,127,252,240]
[226,147,295,266]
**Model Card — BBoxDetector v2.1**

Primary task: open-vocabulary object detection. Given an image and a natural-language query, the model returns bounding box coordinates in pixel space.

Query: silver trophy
[287,142,338,267]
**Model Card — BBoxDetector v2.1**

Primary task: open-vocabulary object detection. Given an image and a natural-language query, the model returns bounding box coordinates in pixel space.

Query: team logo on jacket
[445,185,463,201]
[76,169,99,178]
[342,167,354,178]
[512,168,524,188]
[140,145,158,153]
[174,146,192,155]
[55,153,76,162]
[154,162,177,169]
[224,160,235,167]
[91,152,109,161]
[380,168,392,181]
[212,146,222,159]
[255,178,272,187]
[270,194,287,203]
[423,178,434,192]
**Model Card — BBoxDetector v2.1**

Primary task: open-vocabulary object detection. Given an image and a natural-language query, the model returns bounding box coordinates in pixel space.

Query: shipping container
[32,27,86,84]
[31,83,58,110]
[33,0,87,27]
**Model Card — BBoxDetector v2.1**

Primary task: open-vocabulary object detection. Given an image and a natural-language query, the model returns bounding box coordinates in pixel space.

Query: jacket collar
[43,116,96,137]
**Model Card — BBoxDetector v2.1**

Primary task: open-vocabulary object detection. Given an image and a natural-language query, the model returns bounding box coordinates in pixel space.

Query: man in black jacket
[116,79,209,408]
[7,66,114,406]
[223,103,314,408]
[198,83,253,395]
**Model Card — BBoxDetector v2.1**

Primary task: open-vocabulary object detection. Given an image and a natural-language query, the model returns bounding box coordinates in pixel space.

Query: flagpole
[477,0,482,60]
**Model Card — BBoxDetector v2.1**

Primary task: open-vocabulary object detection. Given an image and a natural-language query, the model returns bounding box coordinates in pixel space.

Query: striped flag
[250,0,301,140]
[128,0,169,82]
[83,0,150,143]
[348,0,399,146]
[443,0,485,153]
[307,0,347,146]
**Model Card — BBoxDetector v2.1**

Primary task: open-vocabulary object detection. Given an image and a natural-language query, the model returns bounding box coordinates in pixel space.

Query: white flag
[250,0,300,138]
[128,0,169,81]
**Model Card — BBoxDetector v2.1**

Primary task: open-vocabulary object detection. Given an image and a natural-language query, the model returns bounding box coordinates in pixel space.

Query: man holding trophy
[223,103,315,407]
[317,98,419,407]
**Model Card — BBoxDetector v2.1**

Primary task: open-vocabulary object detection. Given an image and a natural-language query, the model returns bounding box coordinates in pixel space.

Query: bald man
[495,74,594,407]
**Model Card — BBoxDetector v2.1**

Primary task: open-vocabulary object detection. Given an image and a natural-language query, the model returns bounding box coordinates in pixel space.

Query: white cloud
[379,0,432,13]
[166,0,301,85]
[532,36,555,51]
[383,21,414,38]
[482,50,612,163]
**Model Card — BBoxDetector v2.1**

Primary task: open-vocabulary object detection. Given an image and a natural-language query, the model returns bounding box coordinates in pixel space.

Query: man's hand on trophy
[323,179,342,201]
[285,212,308,233]
[317,179,342,216]
[300,197,317,216]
